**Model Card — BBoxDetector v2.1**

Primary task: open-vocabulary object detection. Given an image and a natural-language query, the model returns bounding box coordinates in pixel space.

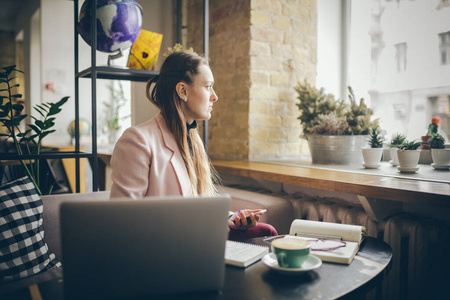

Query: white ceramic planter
[362,148,383,168]
[430,149,450,170]
[389,147,400,166]
[397,149,421,173]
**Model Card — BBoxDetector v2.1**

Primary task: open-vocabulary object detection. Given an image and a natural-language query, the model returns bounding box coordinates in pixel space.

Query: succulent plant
[368,126,384,148]
[399,140,422,150]
[428,133,446,149]
[389,133,406,148]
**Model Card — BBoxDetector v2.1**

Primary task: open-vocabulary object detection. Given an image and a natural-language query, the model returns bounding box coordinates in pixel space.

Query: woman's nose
[211,89,218,102]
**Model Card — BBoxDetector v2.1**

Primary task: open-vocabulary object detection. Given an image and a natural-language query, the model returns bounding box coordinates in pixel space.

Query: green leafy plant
[294,80,346,136]
[102,81,130,145]
[295,80,376,136]
[428,133,446,149]
[104,81,129,132]
[399,140,422,151]
[389,133,406,148]
[345,87,375,135]
[0,65,68,195]
[368,126,384,148]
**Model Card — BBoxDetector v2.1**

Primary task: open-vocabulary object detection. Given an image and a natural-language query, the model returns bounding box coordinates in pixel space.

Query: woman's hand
[228,209,263,231]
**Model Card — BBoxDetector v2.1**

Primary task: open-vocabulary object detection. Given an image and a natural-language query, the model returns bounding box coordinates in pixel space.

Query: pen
[294,233,342,241]
[263,234,343,242]
[263,234,286,241]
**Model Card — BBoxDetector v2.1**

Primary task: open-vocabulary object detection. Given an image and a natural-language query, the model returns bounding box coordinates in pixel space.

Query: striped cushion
[0,176,61,284]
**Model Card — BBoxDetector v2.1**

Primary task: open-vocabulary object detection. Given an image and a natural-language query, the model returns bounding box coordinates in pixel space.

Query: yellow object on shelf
[127,29,163,70]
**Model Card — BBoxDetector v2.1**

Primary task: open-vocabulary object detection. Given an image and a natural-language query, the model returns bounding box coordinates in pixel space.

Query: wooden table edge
[212,160,450,207]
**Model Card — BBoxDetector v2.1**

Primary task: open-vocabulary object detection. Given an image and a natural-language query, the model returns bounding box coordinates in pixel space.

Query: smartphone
[253,209,267,216]
[231,209,267,225]
[246,209,267,223]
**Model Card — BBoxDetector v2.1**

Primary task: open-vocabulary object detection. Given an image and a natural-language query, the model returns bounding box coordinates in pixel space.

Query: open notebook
[288,219,367,264]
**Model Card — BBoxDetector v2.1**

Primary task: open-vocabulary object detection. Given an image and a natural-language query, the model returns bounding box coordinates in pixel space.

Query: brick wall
[187,0,317,160]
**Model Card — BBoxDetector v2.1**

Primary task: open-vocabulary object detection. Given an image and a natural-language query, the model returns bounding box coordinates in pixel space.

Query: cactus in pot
[428,133,450,169]
[389,133,406,166]
[362,126,384,168]
[397,140,422,173]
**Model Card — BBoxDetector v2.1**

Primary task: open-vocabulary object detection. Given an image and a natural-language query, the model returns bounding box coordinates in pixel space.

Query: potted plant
[418,117,440,164]
[421,117,440,150]
[0,65,68,195]
[428,133,450,170]
[362,126,384,168]
[102,81,130,144]
[389,133,406,166]
[397,140,422,173]
[295,80,377,165]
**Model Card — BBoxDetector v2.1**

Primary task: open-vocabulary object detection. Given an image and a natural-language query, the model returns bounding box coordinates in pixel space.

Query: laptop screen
[60,195,231,299]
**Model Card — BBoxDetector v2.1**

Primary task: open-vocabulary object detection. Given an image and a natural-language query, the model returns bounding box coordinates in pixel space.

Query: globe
[78,0,143,53]
[68,119,91,138]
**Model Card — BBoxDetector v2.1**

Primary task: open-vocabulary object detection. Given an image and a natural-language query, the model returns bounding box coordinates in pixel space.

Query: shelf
[213,160,450,206]
[1,152,95,160]
[77,66,158,82]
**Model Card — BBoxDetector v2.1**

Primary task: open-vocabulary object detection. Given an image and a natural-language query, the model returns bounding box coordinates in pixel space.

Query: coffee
[272,238,310,250]
[271,238,311,268]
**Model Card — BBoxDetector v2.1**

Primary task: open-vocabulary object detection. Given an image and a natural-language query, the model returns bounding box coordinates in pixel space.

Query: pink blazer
[110,113,193,198]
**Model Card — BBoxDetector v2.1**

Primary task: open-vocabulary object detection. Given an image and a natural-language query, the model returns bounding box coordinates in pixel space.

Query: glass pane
[349,0,450,141]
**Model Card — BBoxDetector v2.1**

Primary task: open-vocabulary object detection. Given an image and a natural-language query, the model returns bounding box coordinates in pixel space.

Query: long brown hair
[145,51,218,196]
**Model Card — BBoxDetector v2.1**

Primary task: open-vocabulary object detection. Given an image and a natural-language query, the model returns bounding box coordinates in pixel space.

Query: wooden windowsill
[212,160,450,208]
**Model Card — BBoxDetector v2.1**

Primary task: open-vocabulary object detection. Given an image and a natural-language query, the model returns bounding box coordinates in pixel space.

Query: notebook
[288,219,366,264]
[60,195,231,300]
[225,240,269,267]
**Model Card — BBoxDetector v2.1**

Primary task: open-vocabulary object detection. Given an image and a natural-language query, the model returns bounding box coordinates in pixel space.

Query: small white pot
[362,148,383,168]
[430,149,450,168]
[397,149,421,169]
[389,147,400,166]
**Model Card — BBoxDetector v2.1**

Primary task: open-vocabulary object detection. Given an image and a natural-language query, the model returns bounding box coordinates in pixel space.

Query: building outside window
[439,31,450,65]
[347,0,450,141]
[395,42,407,72]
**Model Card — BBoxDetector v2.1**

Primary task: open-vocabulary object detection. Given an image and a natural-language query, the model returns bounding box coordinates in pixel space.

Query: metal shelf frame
[71,0,209,192]
[77,66,159,82]
[2,152,93,160]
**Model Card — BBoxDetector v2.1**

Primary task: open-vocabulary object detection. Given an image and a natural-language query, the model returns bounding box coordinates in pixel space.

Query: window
[439,31,450,65]
[343,0,450,141]
[395,42,407,72]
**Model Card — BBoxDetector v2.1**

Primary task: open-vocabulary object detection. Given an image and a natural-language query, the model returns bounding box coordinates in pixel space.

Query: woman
[110,51,277,239]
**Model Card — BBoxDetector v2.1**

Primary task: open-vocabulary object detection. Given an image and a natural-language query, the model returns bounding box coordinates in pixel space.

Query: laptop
[60,195,231,300]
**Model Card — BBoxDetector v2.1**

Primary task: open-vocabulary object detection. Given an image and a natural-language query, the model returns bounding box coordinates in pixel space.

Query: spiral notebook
[225,240,269,267]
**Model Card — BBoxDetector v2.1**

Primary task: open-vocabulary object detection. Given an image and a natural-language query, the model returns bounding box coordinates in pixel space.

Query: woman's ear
[176,82,188,99]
